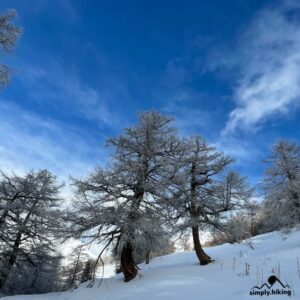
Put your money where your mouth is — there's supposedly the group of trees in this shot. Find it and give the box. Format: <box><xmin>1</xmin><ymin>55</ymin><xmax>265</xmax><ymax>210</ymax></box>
<box><xmin>208</xmin><ymin>139</ymin><xmax>300</xmax><ymax>246</ymax></box>
<box><xmin>0</xmin><ymin>111</ymin><xmax>252</xmax><ymax>291</ymax></box>
<box><xmin>69</xmin><ymin>112</ymin><xmax>252</xmax><ymax>282</ymax></box>
<box><xmin>0</xmin><ymin>170</ymin><xmax>103</xmax><ymax>296</ymax></box>
<box><xmin>60</xmin><ymin>247</ymin><xmax>99</xmax><ymax>290</ymax></box>
<box><xmin>1</xmin><ymin>114</ymin><xmax>300</xmax><ymax>295</ymax></box>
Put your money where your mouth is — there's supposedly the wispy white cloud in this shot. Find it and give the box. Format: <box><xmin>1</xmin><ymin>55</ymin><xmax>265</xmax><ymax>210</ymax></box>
<box><xmin>20</xmin><ymin>62</ymin><xmax>124</xmax><ymax>129</ymax></box>
<box><xmin>219</xmin><ymin>1</ymin><xmax>300</xmax><ymax>134</ymax></box>
<box><xmin>0</xmin><ymin>101</ymin><xmax>107</xmax><ymax>181</ymax></box>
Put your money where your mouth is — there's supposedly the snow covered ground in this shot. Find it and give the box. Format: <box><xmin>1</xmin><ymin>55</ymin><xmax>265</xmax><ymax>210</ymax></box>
<box><xmin>3</xmin><ymin>230</ymin><xmax>300</xmax><ymax>300</ymax></box>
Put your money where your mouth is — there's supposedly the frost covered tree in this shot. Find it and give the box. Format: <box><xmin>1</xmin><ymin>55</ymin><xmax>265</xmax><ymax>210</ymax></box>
<box><xmin>70</xmin><ymin>111</ymin><xmax>179</xmax><ymax>282</ymax></box>
<box><xmin>168</xmin><ymin>137</ymin><xmax>252</xmax><ymax>265</ymax></box>
<box><xmin>0</xmin><ymin>9</ymin><xmax>21</xmax><ymax>87</ymax></box>
<box><xmin>263</xmin><ymin>139</ymin><xmax>300</xmax><ymax>229</ymax></box>
<box><xmin>0</xmin><ymin>170</ymin><xmax>64</xmax><ymax>291</ymax></box>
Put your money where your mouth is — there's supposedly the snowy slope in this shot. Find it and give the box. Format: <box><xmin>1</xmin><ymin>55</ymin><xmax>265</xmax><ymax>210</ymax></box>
<box><xmin>3</xmin><ymin>230</ymin><xmax>300</xmax><ymax>300</ymax></box>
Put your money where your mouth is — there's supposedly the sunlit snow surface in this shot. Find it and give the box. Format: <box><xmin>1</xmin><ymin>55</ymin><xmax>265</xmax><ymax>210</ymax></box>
<box><xmin>3</xmin><ymin>230</ymin><xmax>300</xmax><ymax>300</ymax></box>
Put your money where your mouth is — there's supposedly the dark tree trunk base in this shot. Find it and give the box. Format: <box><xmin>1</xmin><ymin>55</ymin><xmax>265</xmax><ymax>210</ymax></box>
<box><xmin>192</xmin><ymin>226</ymin><xmax>213</xmax><ymax>266</ymax></box>
<box><xmin>199</xmin><ymin>252</ymin><xmax>213</xmax><ymax>265</ymax></box>
<box><xmin>121</xmin><ymin>242</ymin><xmax>138</xmax><ymax>282</ymax></box>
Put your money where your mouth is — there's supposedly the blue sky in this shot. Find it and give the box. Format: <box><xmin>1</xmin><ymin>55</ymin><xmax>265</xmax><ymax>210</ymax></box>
<box><xmin>1</xmin><ymin>0</ymin><xmax>300</xmax><ymax>190</ymax></box>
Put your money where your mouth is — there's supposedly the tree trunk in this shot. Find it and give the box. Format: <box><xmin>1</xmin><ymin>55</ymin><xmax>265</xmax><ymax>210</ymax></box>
<box><xmin>145</xmin><ymin>250</ymin><xmax>150</xmax><ymax>264</ymax></box>
<box><xmin>121</xmin><ymin>242</ymin><xmax>137</xmax><ymax>282</ymax></box>
<box><xmin>192</xmin><ymin>226</ymin><xmax>212</xmax><ymax>265</ymax></box>
<box><xmin>189</xmin><ymin>163</ymin><xmax>213</xmax><ymax>266</ymax></box>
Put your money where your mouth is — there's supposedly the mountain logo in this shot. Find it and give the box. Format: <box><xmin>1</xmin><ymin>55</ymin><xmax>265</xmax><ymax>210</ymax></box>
<box><xmin>249</xmin><ymin>275</ymin><xmax>292</xmax><ymax>297</ymax></box>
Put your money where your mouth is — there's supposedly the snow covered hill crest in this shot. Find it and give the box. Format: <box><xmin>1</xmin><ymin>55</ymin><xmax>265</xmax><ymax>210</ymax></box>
<box><xmin>3</xmin><ymin>230</ymin><xmax>300</xmax><ymax>300</ymax></box>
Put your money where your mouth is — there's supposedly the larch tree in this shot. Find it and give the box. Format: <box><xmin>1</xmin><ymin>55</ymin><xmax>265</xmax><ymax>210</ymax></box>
<box><xmin>70</xmin><ymin>111</ymin><xmax>180</xmax><ymax>282</ymax></box>
<box><xmin>0</xmin><ymin>170</ymin><xmax>64</xmax><ymax>292</ymax></box>
<box><xmin>168</xmin><ymin>136</ymin><xmax>252</xmax><ymax>265</ymax></box>
<box><xmin>263</xmin><ymin>139</ymin><xmax>300</xmax><ymax>229</ymax></box>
